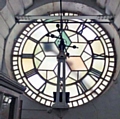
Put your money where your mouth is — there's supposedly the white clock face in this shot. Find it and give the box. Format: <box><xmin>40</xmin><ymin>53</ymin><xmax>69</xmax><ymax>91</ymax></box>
<box><xmin>12</xmin><ymin>13</ymin><xmax>116</xmax><ymax>107</ymax></box>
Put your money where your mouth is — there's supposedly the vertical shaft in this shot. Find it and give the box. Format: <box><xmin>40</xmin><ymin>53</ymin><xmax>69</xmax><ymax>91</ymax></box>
<box><xmin>56</xmin><ymin>53</ymin><xmax>66</xmax><ymax>103</ymax></box>
<box><xmin>60</xmin><ymin>0</ymin><xmax>63</xmax><ymax>33</ymax></box>
<box><xmin>52</xmin><ymin>0</ymin><xmax>69</xmax><ymax>109</ymax></box>
<box><xmin>62</xmin><ymin>59</ymin><xmax>66</xmax><ymax>102</ymax></box>
<box><xmin>56</xmin><ymin>61</ymin><xmax>61</xmax><ymax>103</ymax></box>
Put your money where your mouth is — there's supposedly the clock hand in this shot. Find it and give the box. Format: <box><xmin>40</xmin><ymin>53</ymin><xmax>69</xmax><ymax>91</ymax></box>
<box><xmin>46</xmin><ymin>33</ymin><xmax>78</xmax><ymax>49</ymax></box>
<box><xmin>66</xmin><ymin>45</ymin><xmax>78</xmax><ymax>49</ymax></box>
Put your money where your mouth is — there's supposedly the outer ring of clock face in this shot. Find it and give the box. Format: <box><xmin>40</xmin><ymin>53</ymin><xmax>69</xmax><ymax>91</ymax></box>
<box><xmin>12</xmin><ymin>14</ymin><xmax>116</xmax><ymax>107</ymax></box>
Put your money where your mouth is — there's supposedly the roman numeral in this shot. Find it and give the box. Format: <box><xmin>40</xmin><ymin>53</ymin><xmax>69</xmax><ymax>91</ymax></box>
<box><xmin>23</xmin><ymin>34</ymin><xmax>38</xmax><ymax>43</ymax></box>
<box><xmin>28</xmin><ymin>36</ymin><xmax>39</xmax><ymax>43</ymax></box>
<box><xmin>77</xmin><ymin>20</ymin><xmax>87</xmax><ymax>34</ymax></box>
<box><xmin>93</xmin><ymin>53</ymin><xmax>105</xmax><ymax>60</ymax></box>
<box><xmin>93</xmin><ymin>53</ymin><xmax>114</xmax><ymax>59</ymax></box>
<box><xmin>22</xmin><ymin>54</ymin><xmax>33</xmax><ymax>58</ymax></box>
<box><xmin>25</xmin><ymin>69</ymin><xmax>36</xmax><ymax>78</ymax></box>
<box><xmin>76</xmin><ymin>81</ymin><xmax>88</xmax><ymax>94</ymax></box>
<box><xmin>89</xmin><ymin>68</ymin><xmax>101</xmax><ymax>79</ymax></box>
<box><xmin>39</xmin><ymin>82</ymin><xmax>47</xmax><ymax>93</ymax></box>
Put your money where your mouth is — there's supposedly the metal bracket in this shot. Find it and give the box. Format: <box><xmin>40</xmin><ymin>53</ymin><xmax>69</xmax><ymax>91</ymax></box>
<box><xmin>15</xmin><ymin>15</ymin><xmax>114</xmax><ymax>23</ymax></box>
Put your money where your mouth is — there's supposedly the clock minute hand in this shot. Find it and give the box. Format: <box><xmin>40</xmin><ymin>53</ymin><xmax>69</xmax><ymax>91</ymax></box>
<box><xmin>46</xmin><ymin>34</ymin><xmax>78</xmax><ymax>50</ymax></box>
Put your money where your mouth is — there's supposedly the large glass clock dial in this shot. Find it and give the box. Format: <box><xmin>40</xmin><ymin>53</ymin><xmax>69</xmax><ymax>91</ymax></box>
<box><xmin>12</xmin><ymin>13</ymin><xmax>116</xmax><ymax>107</ymax></box>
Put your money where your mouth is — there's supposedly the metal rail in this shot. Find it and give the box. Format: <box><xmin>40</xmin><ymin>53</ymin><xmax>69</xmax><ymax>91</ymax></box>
<box><xmin>15</xmin><ymin>15</ymin><xmax>114</xmax><ymax>23</ymax></box>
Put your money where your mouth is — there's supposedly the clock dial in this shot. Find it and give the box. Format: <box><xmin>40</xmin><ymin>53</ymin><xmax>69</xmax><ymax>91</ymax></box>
<box><xmin>12</xmin><ymin>13</ymin><xmax>116</xmax><ymax>107</ymax></box>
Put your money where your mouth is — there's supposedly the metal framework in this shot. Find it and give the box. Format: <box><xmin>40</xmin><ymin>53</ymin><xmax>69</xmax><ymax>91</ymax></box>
<box><xmin>15</xmin><ymin>15</ymin><xmax>114</xmax><ymax>23</ymax></box>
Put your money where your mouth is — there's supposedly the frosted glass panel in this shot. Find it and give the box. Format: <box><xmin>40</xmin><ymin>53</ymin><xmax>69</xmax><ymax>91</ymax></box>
<box><xmin>28</xmin><ymin>74</ymin><xmax>45</xmax><ymax>89</ymax></box>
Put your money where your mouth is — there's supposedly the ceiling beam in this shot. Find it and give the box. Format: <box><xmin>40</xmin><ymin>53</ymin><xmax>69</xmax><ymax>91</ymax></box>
<box><xmin>15</xmin><ymin>15</ymin><xmax>114</xmax><ymax>23</ymax></box>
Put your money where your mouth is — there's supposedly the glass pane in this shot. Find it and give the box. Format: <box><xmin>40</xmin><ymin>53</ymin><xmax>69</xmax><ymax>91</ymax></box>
<box><xmin>35</xmin><ymin>44</ymin><xmax>42</xmax><ymax>55</ymax></box>
<box><xmin>54</xmin><ymin>63</ymin><xmax>70</xmax><ymax>78</ymax></box>
<box><xmin>40</xmin><ymin>36</ymin><xmax>48</xmax><ymax>42</ymax></box>
<box><xmin>66</xmin><ymin>77</ymin><xmax>76</xmax><ymax>84</ymax></box>
<box><xmin>66</xmin><ymin>57</ymin><xmax>87</xmax><ymax>70</ymax></box>
<box><xmin>85</xmin><ymin>45</ymin><xmax>92</xmax><ymax>55</ymax></box>
<box><xmin>45</xmin><ymin>23</ymin><xmax>57</xmax><ymax>32</ymax></box>
<box><xmin>48</xmin><ymin>77</ymin><xmax>57</xmax><ymax>84</ymax></box>
<box><xmin>82</xmin><ymin>75</ymin><xmax>96</xmax><ymax>89</ymax></box>
<box><xmin>78</xmin><ymin>71</ymin><xmax>88</xmax><ymax>80</ymax></box>
<box><xmin>93</xmin><ymin>59</ymin><xmax>104</xmax><ymax>72</ymax></box>
<box><xmin>35</xmin><ymin>52</ymin><xmax>45</xmax><ymax>61</ymax></box>
<box><xmin>81</xmin><ymin>52</ymin><xmax>91</xmax><ymax>61</ymax></box>
<box><xmin>44</xmin><ymin>84</ymin><xmax>56</xmax><ymax>96</ymax></box>
<box><xmin>31</xmin><ymin>26</ymin><xmax>47</xmax><ymax>40</ymax></box>
<box><xmin>34</xmin><ymin>57</ymin><xmax>41</xmax><ymax>68</ymax></box>
<box><xmin>81</xmin><ymin>27</ymin><xmax>96</xmax><ymax>40</ymax></box>
<box><xmin>66</xmin><ymin>84</ymin><xmax>78</xmax><ymax>97</ymax></box>
<box><xmin>70</xmin><ymin>34</ymin><xmax>78</xmax><ymax>42</ymax></box>
<box><xmin>23</xmin><ymin>77</ymin><xmax>39</xmax><ymax>94</ymax></box>
<box><xmin>23</xmin><ymin>40</ymin><xmax>36</xmax><ymax>54</ymax></box>
<box><xmin>78</xmin><ymin>35</ymin><xmax>86</xmax><ymax>43</ymax></box>
<box><xmin>22</xmin><ymin>59</ymin><xmax>34</xmax><ymax>72</ymax></box>
<box><xmin>65</xmin><ymin>30</ymin><xmax>76</xmax><ymax>37</ymax></box>
<box><xmin>69</xmin><ymin>71</ymin><xmax>78</xmax><ymax>80</ymax></box>
<box><xmin>67</xmin><ymin>23</ymin><xmax>80</xmax><ymax>31</ymax></box>
<box><xmin>47</xmin><ymin>71</ymin><xmax>56</xmax><ymax>79</ymax></box>
<box><xmin>39</xmin><ymin>57</ymin><xmax>57</xmax><ymax>70</ymax></box>
<box><xmin>28</xmin><ymin>74</ymin><xmax>45</xmax><ymax>89</ymax></box>
<box><xmin>38</xmin><ymin>70</ymin><xmax>47</xmax><ymax>79</ymax></box>
<box><xmin>91</xmin><ymin>41</ymin><xmax>104</xmax><ymax>54</ymax></box>
<box><xmin>40</xmin><ymin>43</ymin><xmax>59</xmax><ymax>56</ymax></box>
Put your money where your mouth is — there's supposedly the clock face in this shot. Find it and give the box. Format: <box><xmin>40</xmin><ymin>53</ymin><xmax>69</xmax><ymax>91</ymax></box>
<box><xmin>12</xmin><ymin>13</ymin><xmax>116</xmax><ymax>107</ymax></box>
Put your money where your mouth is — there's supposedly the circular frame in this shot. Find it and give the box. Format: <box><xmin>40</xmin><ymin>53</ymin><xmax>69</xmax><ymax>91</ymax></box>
<box><xmin>12</xmin><ymin>13</ymin><xmax>116</xmax><ymax>107</ymax></box>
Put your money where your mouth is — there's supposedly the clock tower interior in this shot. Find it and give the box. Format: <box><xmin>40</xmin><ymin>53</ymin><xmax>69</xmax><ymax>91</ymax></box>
<box><xmin>0</xmin><ymin>0</ymin><xmax>120</xmax><ymax>119</ymax></box>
